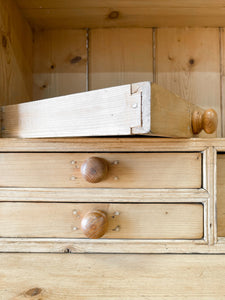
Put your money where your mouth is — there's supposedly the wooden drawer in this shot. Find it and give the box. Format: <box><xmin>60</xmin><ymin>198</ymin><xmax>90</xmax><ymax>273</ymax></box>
<box><xmin>0</xmin><ymin>202</ymin><xmax>203</xmax><ymax>239</ymax></box>
<box><xmin>0</xmin><ymin>152</ymin><xmax>201</xmax><ymax>188</ymax></box>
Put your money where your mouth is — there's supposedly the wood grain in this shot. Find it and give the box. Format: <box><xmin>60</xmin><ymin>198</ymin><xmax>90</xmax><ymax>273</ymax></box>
<box><xmin>0</xmin><ymin>152</ymin><xmax>201</xmax><ymax>188</ymax></box>
<box><xmin>156</xmin><ymin>28</ymin><xmax>221</xmax><ymax>137</ymax></box>
<box><xmin>216</xmin><ymin>154</ymin><xmax>225</xmax><ymax>236</ymax></box>
<box><xmin>220</xmin><ymin>28</ymin><xmax>225</xmax><ymax>137</ymax></box>
<box><xmin>0</xmin><ymin>0</ymin><xmax>33</xmax><ymax>105</ymax></box>
<box><xmin>0</xmin><ymin>202</ymin><xmax>203</xmax><ymax>239</ymax></box>
<box><xmin>33</xmin><ymin>29</ymin><xmax>87</xmax><ymax>100</ymax></box>
<box><xmin>1</xmin><ymin>254</ymin><xmax>225</xmax><ymax>299</ymax></box>
<box><xmin>14</xmin><ymin>1</ymin><xmax>225</xmax><ymax>28</ymax></box>
<box><xmin>2</xmin><ymin>82</ymin><xmax>145</xmax><ymax>138</ymax></box>
<box><xmin>0</xmin><ymin>137</ymin><xmax>221</xmax><ymax>152</ymax></box>
<box><xmin>89</xmin><ymin>28</ymin><xmax>153</xmax><ymax>90</ymax></box>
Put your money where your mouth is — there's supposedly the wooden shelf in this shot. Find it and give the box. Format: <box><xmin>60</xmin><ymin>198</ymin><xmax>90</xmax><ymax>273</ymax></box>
<box><xmin>15</xmin><ymin>0</ymin><xmax>225</xmax><ymax>29</ymax></box>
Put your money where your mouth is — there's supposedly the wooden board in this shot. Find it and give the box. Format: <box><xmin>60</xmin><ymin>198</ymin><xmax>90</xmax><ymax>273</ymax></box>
<box><xmin>2</xmin><ymin>81</ymin><xmax>218</xmax><ymax>138</ymax></box>
<box><xmin>14</xmin><ymin>0</ymin><xmax>225</xmax><ymax>28</ymax></box>
<box><xmin>0</xmin><ymin>152</ymin><xmax>202</xmax><ymax>188</ymax></box>
<box><xmin>33</xmin><ymin>29</ymin><xmax>87</xmax><ymax>100</ymax></box>
<box><xmin>1</xmin><ymin>82</ymin><xmax>148</xmax><ymax>138</ymax></box>
<box><xmin>0</xmin><ymin>203</ymin><xmax>203</xmax><ymax>239</ymax></box>
<box><xmin>89</xmin><ymin>28</ymin><xmax>153</xmax><ymax>90</ymax></box>
<box><xmin>156</xmin><ymin>28</ymin><xmax>221</xmax><ymax>137</ymax></box>
<box><xmin>221</xmin><ymin>28</ymin><xmax>225</xmax><ymax>137</ymax></box>
<box><xmin>1</xmin><ymin>254</ymin><xmax>225</xmax><ymax>298</ymax></box>
<box><xmin>216</xmin><ymin>154</ymin><xmax>225</xmax><ymax>236</ymax></box>
<box><xmin>0</xmin><ymin>0</ymin><xmax>33</xmax><ymax>105</ymax></box>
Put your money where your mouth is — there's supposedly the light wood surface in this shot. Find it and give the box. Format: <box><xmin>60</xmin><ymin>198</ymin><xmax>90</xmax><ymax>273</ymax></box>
<box><xmin>156</xmin><ymin>28</ymin><xmax>221</xmax><ymax>137</ymax></box>
<box><xmin>2</xmin><ymin>82</ymin><xmax>147</xmax><ymax>138</ymax></box>
<box><xmin>0</xmin><ymin>152</ymin><xmax>201</xmax><ymax>188</ymax></box>
<box><xmin>14</xmin><ymin>0</ymin><xmax>225</xmax><ymax>28</ymax></box>
<box><xmin>0</xmin><ymin>188</ymin><xmax>208</xmax><ymax>203</ymax></box>
<box><xmin>221</xmin><ymin>28</ymin><xmax>225</xmax><ymax>137</ymax></box>
<box><xmin>0</xmin><ymin>137</ymin><xmax>221</xmax><ymax>152</ymax></box>
<box><xmin>0</xmin><ymin>0</ymin><xmax>33</xmax><ymax>106</ymax></box>
<box><xmin>2</xmin><ymin>253</ymin><xmax>225</xmax><ymax>299</ymax></box>
<box><xmin>0</xmin><ymin>202</ymin><xmax>203</xmax><ymax>239</ymax></box>
<box><xmin>2</xmin><ymin>81</ymin><xmax>218</xmax><ymax>138</ymax></box>
<box><xmin>216</xmin><ymin>154</ymin><xmax>225</xmax><ymax>236</ymax></box>
<box><xmin>33</xmin><ymin>29</ymin><xmax>87</xmax><ymax>100</ymax></box>
<box><xmin>89</xmin><ymin>28</ymin><xmax>153</xmax><ymax>90</ymax></box>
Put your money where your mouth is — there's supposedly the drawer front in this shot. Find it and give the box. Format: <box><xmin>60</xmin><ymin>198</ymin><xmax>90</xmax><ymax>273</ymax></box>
<box><xmin>0</xmin><ymin>203</ymin><xmax>203</xmax><ymax>239</ymax></box>
<box><xmin>0</xmin><ymin>152</ymin><xmax>201</xmax><ymax>188</ymax></box>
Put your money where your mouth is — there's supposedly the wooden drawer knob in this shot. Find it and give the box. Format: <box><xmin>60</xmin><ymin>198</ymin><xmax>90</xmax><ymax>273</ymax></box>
<box><xmin>81</xmin><ymin>210</ymin><xmax>108</xmax><ymax>239</ymax></box>
<box><xmin>81</xmin><ymin>157</ymin><xmax>108</xmax><ymax>183</ymax></box>
<box><xmin>192</xmin><ymin>109</ymin><xmax>218</xmax><ymax>134</ymax></box>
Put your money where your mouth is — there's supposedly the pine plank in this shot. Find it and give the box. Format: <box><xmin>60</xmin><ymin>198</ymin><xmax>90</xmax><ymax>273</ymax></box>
<box><xmin>1</xmin><ymin>254</ymin><xmax>225</xmax><ymax>299</ymax></box>
<box><xmin>2</xmin><ymin>82</ymin><xmax>147</xmax><ymax>138</ymax></box>
<box><xmin>0</xmin><ymin>137</ymin><xmax>220</xmax><ymax>152</ymax></box>
<box><xmin>13</xmin><ymin>1</ymin><xmax>225</xmax><ymax>28</ymax></box>
<box><xmin>0</xmin><ymin>0</ymin><xmax>33</xmax><ymax>105</ymax></box>
<box><xmin>0</xmin><ymin>152</ymin><xmax>201</xmax><ymax>188</ymax></box>
<box><xmin>221</xmin><ymin>28</ymin><xmax>225</xmax><ymax>137</ymax></box>
<box><xmin>89</xmin><ymin>28</ymin><xmax>153</xmax><ymax>90</ymax></box>
<box><xmin>156</xmin><ymin>28</ymin><xmax>221</xmax><ymax>137</ymax></box>
<box><xmin>16</xmin><ymin>1</ymin><xmax>225</xmax><ymax>9</ymax></box>
<box><xmin>33</xmin><ymin>29</ymin><xmax>87</xmax><ymax>100</ymax></box>
<box><xmin>0</xmin><ymin>203</ymin><xmax>203</xmax><ymax>239</ymax></box>
<box><xmin>2</xmin><ymin>81</ymin><xmax>218</xmax><ymax>138</ymax></box>
<box><xmin>216</xmin><ymin>154</ymin><xmax>225</xmax><ymax>236</ymax></box>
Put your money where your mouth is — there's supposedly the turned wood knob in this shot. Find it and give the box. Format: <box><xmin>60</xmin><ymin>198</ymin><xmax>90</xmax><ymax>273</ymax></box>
<box><xmin>192</xmin><ymin>109</ymin><xmax>218</xmax><ymax>134</ymax></box>
<box><xmin>81</xmin><ymin>157</ymin><xmax>108</xmax><ymax>183</ymax></box>
<box><xmin>81</xmin><ymin>210</ymin><xmax>108</xmax><ymax>239</ymax></box>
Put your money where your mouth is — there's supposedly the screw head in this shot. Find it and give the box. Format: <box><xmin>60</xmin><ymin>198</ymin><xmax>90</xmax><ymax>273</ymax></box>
<box><xmin>73</xmin><ymin>210</ymin><xmax>78</xmax><ymax>215</ymax></box>
<box><xmin>73</xmin><ymin>227</ymin><xmax>78</xmax><ymax>231</ymax></box>
<box><xmin>114</xmin><ymin>211</ymin><xmax>120</xmax><ymax>216</ymax></box>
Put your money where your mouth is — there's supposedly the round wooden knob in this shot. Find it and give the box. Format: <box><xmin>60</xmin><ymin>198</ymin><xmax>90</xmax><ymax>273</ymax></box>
<box><xmin>81</xmin><ymin>157</ymin><xmax>108</xmax><ymax>183</ymax></box>
<box><xmin>192</xmin><ymin>109</ymin><xmax>218</xmax><ymax>134</ymax></box>
<box><xmin>81</xmin><ymin>210</ymin><xmax>108</xmax><ymax>239</ymax></box>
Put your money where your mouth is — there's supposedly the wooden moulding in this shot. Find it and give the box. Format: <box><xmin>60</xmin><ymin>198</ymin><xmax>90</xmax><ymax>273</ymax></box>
<box><xmin>0</xmin><ymin>82</ymin><xmax>218</xmax><ymax>138</ymax></box>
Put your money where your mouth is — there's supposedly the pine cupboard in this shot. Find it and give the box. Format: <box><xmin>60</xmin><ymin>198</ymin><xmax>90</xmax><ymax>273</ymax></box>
<box><xmin>1</xmin><ymin>1</ymin><xmax>225</xmax><ymax>299</ymax></box>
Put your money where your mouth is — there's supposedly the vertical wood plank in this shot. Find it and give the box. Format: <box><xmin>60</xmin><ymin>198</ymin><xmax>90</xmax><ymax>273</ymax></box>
<box><xmin>156</xmin><ymin>28</ymin><xmax>221</xmax><ymax>137</ymax></box>
<box><xmin>89</xmin><ymin>28</ymin><xmax>153</xmax><ymax>90</ymax></box>
<box><xmin>221</xmin><ymin>28</ymin><xmax>225</xmax><ymax>137</ymax></box>
<box><xmin>0</xmin><ymin>0</ymin><xmax>33</xmax><ymax>105</ymax></box>
<box><xmin>33</xmin><ymin>30</ymin><xmax>87</xmax><ymax>100</ymax></box>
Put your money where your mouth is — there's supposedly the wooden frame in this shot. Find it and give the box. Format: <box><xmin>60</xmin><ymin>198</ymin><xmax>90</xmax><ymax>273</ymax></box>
<box><xmin>0</xmin><ymin>137</ymin><xmax>224</xmax><ymax>253</ymax></box>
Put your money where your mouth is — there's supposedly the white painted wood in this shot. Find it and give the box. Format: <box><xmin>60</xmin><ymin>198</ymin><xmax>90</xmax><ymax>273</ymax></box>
<box><xmin>2</xmin><ymin>82</ymin><xmax>147</xmax><ymax>138</ymax></box>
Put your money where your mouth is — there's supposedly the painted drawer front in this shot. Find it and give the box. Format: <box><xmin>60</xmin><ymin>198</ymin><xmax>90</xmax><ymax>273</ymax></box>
<box><xmin>0</xmin><ymin>152</ymin><xmax>201</xmax><ymax>188</ymax></box>
<box><xmin>0</xmin><ymin>202</ymin><xmax>203</xmax><ymax>239</ymax></box>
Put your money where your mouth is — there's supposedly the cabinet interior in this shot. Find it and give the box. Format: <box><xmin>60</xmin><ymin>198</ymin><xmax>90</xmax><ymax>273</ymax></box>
<box><xmin>0</xmin><ymin>0</ymin><xmax>224</xmax><ymax>138</ymax></box>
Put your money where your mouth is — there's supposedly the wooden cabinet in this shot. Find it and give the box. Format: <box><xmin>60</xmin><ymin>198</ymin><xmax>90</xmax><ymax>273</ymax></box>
<box><xmin>2</xmin><ymin>0</ymin><xmax>225</xmax><ymax>299</ymax></box>
<box><xmin>0</xmin><ymin>137</ymin><xmax>220</xmax><ymax>254</ymax></box>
